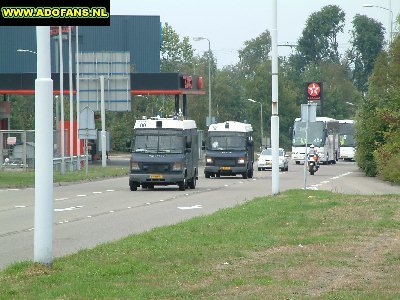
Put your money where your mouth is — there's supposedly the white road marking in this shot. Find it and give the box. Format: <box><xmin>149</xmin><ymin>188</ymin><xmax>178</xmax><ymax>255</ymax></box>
<box><xmin>55</xmin><ymin>197</ymin><xmax>69</xmax><ymax>201</ymax></box>
<box><xmin>331</xmin><ymin>176</ymin><xmax>340</xmax><ymax>179</ymax></box>
<box><xmin>106</xmin><ymin>189</ymin><xmax>115</xmax><ymax>192</ymax></box>
<box><xmin>93</xmin><ymin>191</ymin><xmax>102</xmax><ymax>194</ymax></box>
<box><xmin>178</xmin><ymin>204</ymin><xmax>203</xmax><ymax>210</ymax></box>
<box><xmin>77</xmin><ymin>194</ymin><xmax>87</xmax><ymax>197</ymax></box>
<box><xmin>14</xmin><ymin>205</ymin><xmax>26</xmax><ymax>208</ymax></box>
<box><xmin>54</xmin><ymin>206</ymin><xmax>83</xmax><ymax>212</ymax></box>
<box><xmin>320</xmin><ymin>181</ymin><xmax>330</xmax><ymax>184</ymax></box>
<box><xmin>7</xmin><ymin>189</ymin><xmax>20</xmax><ymax>191</ymax></box>
<box><xmin>306</xmin><ymin>186</ymin><xmax>319</xmax><ymax>190</ymax></box>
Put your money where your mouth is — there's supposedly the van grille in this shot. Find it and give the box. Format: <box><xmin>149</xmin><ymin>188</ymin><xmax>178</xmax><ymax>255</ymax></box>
<box><xmin>141</xmin><ymin>163</ymin><xmax>170</xmax><ymax>172</ymax></box>
<box><xmin>214</xmin><ymin>158</ymin><xmax>236</xmax><ymax>166</ymax></box>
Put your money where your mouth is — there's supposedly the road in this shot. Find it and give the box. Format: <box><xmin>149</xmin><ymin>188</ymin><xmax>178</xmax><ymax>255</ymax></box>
<box><xmin>1</xmin><ymin>159</ymin><xmax>399</xmax><ymax>269</ymax></box>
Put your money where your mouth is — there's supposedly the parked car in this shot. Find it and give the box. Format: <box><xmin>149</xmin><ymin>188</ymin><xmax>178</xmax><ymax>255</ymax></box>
<box><xmin>257</xmin><ymin>147</ymin><xmax>289</xmax><ymax>171</ymax></box>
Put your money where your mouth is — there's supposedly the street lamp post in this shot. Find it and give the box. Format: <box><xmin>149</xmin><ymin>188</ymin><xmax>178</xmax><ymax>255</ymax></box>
<box><xmin>363</xmin><ymin>1</ymin><xmax>393</xmax><ymax>45</ymax></box>
<box><xmin>246</xmin><ymin>98</ymin><xmax>263</xmax><ymax>147</ymax></box>
<box><xmin>193</xmin><ymin>36</ymin><xmax>212</xmax><ymax>125</ymax></box>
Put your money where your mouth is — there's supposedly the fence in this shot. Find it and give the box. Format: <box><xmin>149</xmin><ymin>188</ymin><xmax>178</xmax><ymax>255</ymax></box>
<box><xmin>0</xmin><ymin>130</ymin><xmax>70</xmax><ymax>171</ymax></box>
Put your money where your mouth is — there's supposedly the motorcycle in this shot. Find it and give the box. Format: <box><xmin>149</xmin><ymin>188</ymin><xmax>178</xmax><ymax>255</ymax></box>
<box><xmin>307</xmin><ymin>153</ymin><xmax>319</xmax><ymax>175</ymax></box>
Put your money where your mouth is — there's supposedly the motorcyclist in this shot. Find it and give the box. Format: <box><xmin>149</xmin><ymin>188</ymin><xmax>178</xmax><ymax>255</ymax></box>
<box><xmin>308</xmin><ymin>144</ymin><xmax>320</xmax><ymax>169</ymax></box>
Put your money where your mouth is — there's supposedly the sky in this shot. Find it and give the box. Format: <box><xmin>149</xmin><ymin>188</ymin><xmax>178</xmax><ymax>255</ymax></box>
<box><xmin>110</xmin><ymin>0</ymin><xmax>399</xmax><ymax>68</ymax></box>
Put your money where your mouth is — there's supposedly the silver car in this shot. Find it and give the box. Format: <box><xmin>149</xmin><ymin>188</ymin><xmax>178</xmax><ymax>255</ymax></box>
<box><xmin>257</xmin><ymin>147</ymin><xmax>289</xmax><ymax>171</ymax></box>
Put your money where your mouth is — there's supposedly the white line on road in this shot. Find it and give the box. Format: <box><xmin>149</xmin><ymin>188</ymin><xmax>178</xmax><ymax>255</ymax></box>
<box><xmin>178</xmin><ymin>204</ymin><xmax>203</xmax><ymax>210</ymax></box>
<box><xmin>55</xmin><ymin>197</ymin><xmax>69</xmax><ymax>201</ymax></box>
<box><xmin>54</xmin><ymin>206</ymin><xmax>83</xmax><ymax>212</ymax></box>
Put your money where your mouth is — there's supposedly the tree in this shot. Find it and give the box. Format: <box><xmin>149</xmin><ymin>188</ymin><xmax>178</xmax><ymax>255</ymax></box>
<box><xmin>295</xmin><ymin>5</ymin><xmax>345</xmax><ymax>69</ymax></box>
<box><xmin>9</xmin><ymin>95</ymin><xmax>35</xmax><ymax>130</ymax></box>
<box><xmin>347</xmin><ymin>14</ymin><xmax>384</xmax><ymax>93</ymax></box>
<box><xmin>238</xmin><ymin>30</ymin><xmax>271</xmax><ymax>79</ymax></box>
<box><xmin>356</xmin><ymin>31</ymin><xmax>400</xmax><ymax>181</ymax></box>
<box><xmin>160</xmin><ymin>22</ymin><xmax>194</xmax><ymax>73</ymax></box>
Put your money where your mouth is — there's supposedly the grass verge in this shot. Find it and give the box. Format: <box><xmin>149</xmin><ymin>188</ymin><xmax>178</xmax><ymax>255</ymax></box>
<box><xmin>0</xmin><ymin>165</ymin><xmax>129</xmax><ymax>189</ymax></box>
<box><xmin>1</xmin><ymin>190</ymin><xmax>400</xmax><ymax>299</ymax></box>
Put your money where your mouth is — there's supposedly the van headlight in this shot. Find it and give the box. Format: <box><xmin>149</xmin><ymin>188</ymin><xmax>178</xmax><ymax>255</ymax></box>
<box><xmin>130</xmin><ymin>161</ymin><xmax>140</xmax><ymax>171</ymax></box>
<box><xmin>206</xmin><ymin>156</ymin><xmax>213</xmax><ymax>164</ymax></box>
<box><xmin>237</xmin><ymin>157</ymin><xmax>246</xmax><ymax>164</ymax></box>
<box><xmin>172</xmin><ymin>162</ymin><xmax>183</xmax><ymax>171</ymax></box>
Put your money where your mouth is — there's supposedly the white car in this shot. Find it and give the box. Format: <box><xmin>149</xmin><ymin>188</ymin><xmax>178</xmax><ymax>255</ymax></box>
<box><xmin>257</xmin><ymin>147</ymin><xmax>289</xmax><ymax>171</ymax></box>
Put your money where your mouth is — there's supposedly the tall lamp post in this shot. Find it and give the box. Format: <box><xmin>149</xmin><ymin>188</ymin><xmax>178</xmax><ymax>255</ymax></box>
<box><xmin>193</xmin><ymin>36</ymin><xmax>212</xmax><ymax>125</ymax></box>
<box><xmin>363</xmin><ymin>1</ymin><xmax>393</xmax><ymax>45</ymax></box>
<box><xmin>246</xmin><ymin>98</ymin><xmax>263</xmax><ymax>147</ymax></box>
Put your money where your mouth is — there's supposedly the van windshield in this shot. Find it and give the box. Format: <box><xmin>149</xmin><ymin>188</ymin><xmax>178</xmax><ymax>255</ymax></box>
<box><xmin>134</xmin><ymin>129</ymin><xmax>184</xmax><ymax>153</ymax></box>
<box><xmin>208</xmin><ymin>132</ymin><xmax>246</xmax><ymax>150</ymax></box>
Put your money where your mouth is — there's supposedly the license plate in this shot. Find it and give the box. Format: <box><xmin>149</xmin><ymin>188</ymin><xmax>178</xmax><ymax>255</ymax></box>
<box><xmin>150</xmin><ymin>174</ymin><xmax>163</xmax><ymax>179</ymax></box>
<box><xmin>220</xmin><ymin>166</ymin><xmax>231</xmax><ymax>170</ymax></box>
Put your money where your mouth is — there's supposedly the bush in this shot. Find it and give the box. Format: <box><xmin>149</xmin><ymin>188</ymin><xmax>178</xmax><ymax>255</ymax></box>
<box><xmin>374</xmin><ymin>122</ymin><xmax>400</xmax><ymax>183</ymax></box>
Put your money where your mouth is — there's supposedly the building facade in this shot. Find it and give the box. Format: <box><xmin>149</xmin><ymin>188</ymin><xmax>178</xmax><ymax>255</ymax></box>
<box><xmin>0</xmin><ymin>15</ymin><xmax>161</xmax><ymax>74</ymax></box>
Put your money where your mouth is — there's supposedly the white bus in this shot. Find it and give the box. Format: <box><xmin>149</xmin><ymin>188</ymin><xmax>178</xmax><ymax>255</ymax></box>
<box><xmin>338</xmin><ymin>119</ymin><xmax>356</xmax><ymax>161</ymax></box>
<box><xmin>291</xmin><ymin>117</ymin><xmax>340</xmax><ymax>165</ymax></box>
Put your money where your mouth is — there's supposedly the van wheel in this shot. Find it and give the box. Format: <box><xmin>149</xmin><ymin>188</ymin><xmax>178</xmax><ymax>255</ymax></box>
<box><xmin>242</xmin><ymin>172</ymin><xmax>248</xmax><ymax>179</ymax></box>
<box><xmin>188</xmin><ymin>176</ymin><xmax>196</xmax><ymax>189</ymax></box>
<box><xmin>129</xmin><ymin>182</ymin><xmax>137</xmax><ymax>191</ymax></box>
<box><xmin>178</xmin><ymin>180</ymin><xmax>186</xmax><ymax>191</ymax></box>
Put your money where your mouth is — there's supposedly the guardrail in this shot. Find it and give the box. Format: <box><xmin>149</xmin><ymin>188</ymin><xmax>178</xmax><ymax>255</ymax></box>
<box><xmin>1</xmin><ymin>155</ymin><xmax>88</xmax><ymax>172</ymax></box>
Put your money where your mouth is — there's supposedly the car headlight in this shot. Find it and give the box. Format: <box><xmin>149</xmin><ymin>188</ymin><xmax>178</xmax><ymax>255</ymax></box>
<box><xmin>130</xmin><ymin>161</ymin><xmax>140</xmax><ymax>171</ymax></box>
<box><xmin>237</xmin><ymin>157</ymin><xmax>246</xmax><ymax>164</ymax></box>
<box><xmin>172</xmin><ymin>162</ymin><xmax>183</xmax><ymax>171</ymax></box>
<box><xmin>206</xmin><ymin>156</ymin><xmax>213</xmax><ymax>164</ymax></box>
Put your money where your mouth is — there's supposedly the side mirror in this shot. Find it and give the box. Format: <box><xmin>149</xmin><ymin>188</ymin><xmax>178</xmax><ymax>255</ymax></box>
<box><xmin>126</xmin><ymin>139</ymin><xmax>132</xmax><ymax>149</ymax></box>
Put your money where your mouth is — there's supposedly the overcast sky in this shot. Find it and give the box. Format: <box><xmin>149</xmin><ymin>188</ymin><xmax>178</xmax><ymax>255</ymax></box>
<box><xmin>110</xmin><ymin>0</ymin><xmax>399</xmax><ymax>67</ymax></box>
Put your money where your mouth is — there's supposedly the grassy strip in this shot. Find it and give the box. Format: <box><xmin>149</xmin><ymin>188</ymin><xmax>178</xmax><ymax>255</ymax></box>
<box><xmin>1</xmin><ymin>190</ymin><xmax>400</xmax><ymax>299</ymax></box>
<box><xmin>0</xmin><ymin>165</ymin><xmax>129</xmax><ymax>188</ymax></box>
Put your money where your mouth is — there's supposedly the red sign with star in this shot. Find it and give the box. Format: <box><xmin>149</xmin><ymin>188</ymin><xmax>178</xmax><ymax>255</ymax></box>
<box><xmin>305</xmin><ymin>82</ymin><xmax>323</xmax><ymax>101</ymax></box>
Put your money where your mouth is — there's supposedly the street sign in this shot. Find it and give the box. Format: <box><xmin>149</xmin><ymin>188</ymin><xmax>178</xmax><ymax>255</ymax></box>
<box><xmin>78</xmin><ymin>106</ymin><xmax>97</xmax><ymax>139</ymax></box>
<box><xmin>301</xmin><ymin>103</ymin><xmax>317</xmax><ymax>123</ymax></box>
